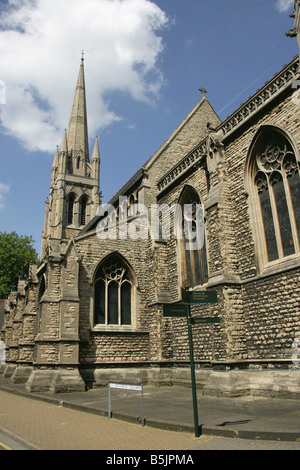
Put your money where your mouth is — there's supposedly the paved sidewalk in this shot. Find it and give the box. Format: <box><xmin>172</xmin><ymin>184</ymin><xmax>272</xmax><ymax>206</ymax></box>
<box><xmin>0</xmin><ymin>374</ymin><xmax>300</xmax><ymax>445</ymax></box>
<box><xmin>1</xmin><ymin>388</ymin><xmax>300</xmax><ymax>451</ymax></box>
<box><xmin>0</xmin><ymin>389</ymin><xmax>200</xmax><ymax>450</ymax></box>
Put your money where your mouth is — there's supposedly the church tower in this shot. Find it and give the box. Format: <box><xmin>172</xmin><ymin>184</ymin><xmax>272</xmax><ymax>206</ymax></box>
<box><xmin>41</xmin><ymin>56</ymin><xmax>101</xmax><ymax>257</ymax></box>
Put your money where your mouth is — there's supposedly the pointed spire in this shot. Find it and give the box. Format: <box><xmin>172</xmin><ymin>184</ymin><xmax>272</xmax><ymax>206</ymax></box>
<box><xmin>67</xmin><ymin>56</ymin><xmax>89</xmax><ymax>162</ymax></box>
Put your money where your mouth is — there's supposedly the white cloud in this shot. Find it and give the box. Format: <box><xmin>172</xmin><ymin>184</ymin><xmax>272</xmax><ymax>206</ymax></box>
<box><xmin>0</xmin><ymin>0</ymin><xmax>169</xmax><ymax>153</ymax></box>
<box><xmin>0</xmin><ymin>183</ymin><xmax>10</xmax><ymax>209</ymax></box>
<box><xmin>275</xmin><ymin>0</ymin><xmax>294</xmax><ymax>13</ymax></box>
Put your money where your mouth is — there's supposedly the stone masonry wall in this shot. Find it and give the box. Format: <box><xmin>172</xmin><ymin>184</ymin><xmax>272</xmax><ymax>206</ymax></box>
<box><xmin>145</xmin><ymin>98</ymin><xmax>221</xmax><ymax>207</ymax></box>
<box><xmin>75</xmin><ymin>234</ymin><xmax>154</xmax><ymax>363</ymax></box>
<box><xmin>150</xmin><ymin>90</ymin><xmax>300</xmax><ymax>363</ymax></box>
<box><xmin>223</xmin><ymin>91</ymin><xmax>300</xmax><ymax>360</ymax></box>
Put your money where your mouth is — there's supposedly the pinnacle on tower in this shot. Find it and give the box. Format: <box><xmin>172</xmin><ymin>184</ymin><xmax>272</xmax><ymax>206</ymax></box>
<box><xmin>61</xmin><ymin>129</ymin><xmax>68</xmax><ymax>153</ymax></box>
<box><xmin>92</xmin><ymin>135</ymin><xmax>100</xmax><ymax>161</ymax></box>
<box><xmin>52</xmin><ymin>145</ymin><xmax>59</xmax><ymax>169</ymax></box>
<box><xmin>50</xmin><ymin>145</ymin><xmax>59</xmax><ymax>186</ymax></box>
<box><xmin>58</xmin><ymin>129</ymin><xmax>68</xmax><ymax>174</ymax></box>
<box><xmin>91</xmin><ymin>135</ymin><xmax>100</xmax><ymax>182</ymax></box>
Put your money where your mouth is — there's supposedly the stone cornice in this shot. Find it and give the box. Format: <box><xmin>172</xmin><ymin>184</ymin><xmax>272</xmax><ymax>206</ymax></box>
<box><xmin>157</xmin><ymin>139</ymin><xmax>208</xmax><ymax>194</ymax></box>
<box><xmin>157</xmin><ymin>56</ymin><xmax>299</xmax><ymax>195</ymax></box>
<box><xmin>219</xmin><ymin>56</ymin><xmax>299</xmax><ymax>139</ymax></box>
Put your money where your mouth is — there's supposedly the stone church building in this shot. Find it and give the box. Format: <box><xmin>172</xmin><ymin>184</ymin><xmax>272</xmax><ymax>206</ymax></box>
<box><xmin>1</xmin><ymin>3</ymin><xmax>300</xmax><ymax>397</ymax></box>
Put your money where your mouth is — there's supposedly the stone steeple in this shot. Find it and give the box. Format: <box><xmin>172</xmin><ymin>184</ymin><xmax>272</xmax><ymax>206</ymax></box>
<box><xmin>41</xmin><ymin>57</ymin><xmax>101</xmax><ymax>258</ymax></box>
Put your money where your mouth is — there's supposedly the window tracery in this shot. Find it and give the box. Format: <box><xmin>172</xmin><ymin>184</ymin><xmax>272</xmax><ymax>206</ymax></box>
<box><xmin>252</xmin><ymin>130</ymin><xmax>300</xmax><ymax>264</ymax></box>
<box><xmin>94</xmin><ymin>255</ymin><xmax>132</xmax><ymax>327</ymax></box>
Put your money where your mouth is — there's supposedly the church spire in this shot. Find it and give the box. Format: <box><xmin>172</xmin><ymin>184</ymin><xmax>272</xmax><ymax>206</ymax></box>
<box><xmin>67</xmin><ymin>55</ymin><xmax>89</xmax><ymax>168</ymax></box>
<box><xmin>41</xmin><ymin>54</ymin><xmax>101</xmax><ymax>258</ymax></box>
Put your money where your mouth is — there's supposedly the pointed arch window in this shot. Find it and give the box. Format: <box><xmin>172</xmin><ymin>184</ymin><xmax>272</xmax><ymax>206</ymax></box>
<box><xmin>80</xmin><ymin>196</ymin><xmax>88</xmax><ymax>226</ymax></box>
<box><xmin>250</xmin><ymin>128</ymin><xmax>300</xmax><ymax>265</ymax></box>
<box><xmin>67</xmin><ymin>194</ymin><xmax>76</xmax><ymax>225</ymax></box>
<box><xmin>177</xmin><ymin>186</ymin><xmax>208</xmax><ymax>288</ymax></box>
<box><xmin>94</xmin><ymin>254</ymin><xmax>133</xmax><ymax>327</ymax></box>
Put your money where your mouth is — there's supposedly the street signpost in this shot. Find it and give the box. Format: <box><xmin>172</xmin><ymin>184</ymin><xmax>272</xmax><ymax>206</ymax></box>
<box><xmin>182</xmin><ymin>288</ymin><xmax>218</xmax><ymax>304</ymax></box>
<box><xmin>108</xmin><ymin>382</ymin><xmax>145</xmax><ymax>427</ymax></box>
<box><xmin>162</xmin><ymin>289</ymin><xmax>218</xmax><ymax>438</ymax></box>
<box><xmin>163</xmin><ymin>304</ymin><xmax>187</xmax><ymax>317</ymax></box>
<box><xmin>191</xmin><ymin>317</ymin><xmax>220</xmax><ymax>325</ymax></box>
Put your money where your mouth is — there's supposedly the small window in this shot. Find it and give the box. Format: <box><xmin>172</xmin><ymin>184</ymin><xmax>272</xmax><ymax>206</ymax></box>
<box><xmin>67</xmin><ymin>194</ymin><xmax>75</xmax><ymax>225</ymax></box>
<box><xmin>80</xmin><ymin>197</ymin><xmax>88</xmax><ymax>226</ymax></box>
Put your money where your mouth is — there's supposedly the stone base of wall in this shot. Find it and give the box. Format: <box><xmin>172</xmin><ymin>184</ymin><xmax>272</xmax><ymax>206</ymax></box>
<box><xmin>25</xmin><ymin>367</ymin><xmax>86</xmax><ymax>393</ymax></box>
<box><xmin>203</xmin><ymin>370</ymin><xmax>300</xmax><ymax>399</ymax></box>
<box><xmin>11</xmin><ymin>365</ymin><xmax>33</xmax><ymax>384</ymax></box>
<box><xmin>3</xmin><ymin>364</ymin><xmax>17</xmax><ymax>378</ymax></box>
<box><xmin>80</xmin><ymin>365</ymin><xmax>300</xmax><ymax>399</ymax></box>
<box><xmin>2</xmin><ymin>362</ymin><xmax>299</xmax><ymax>398</ymax></box>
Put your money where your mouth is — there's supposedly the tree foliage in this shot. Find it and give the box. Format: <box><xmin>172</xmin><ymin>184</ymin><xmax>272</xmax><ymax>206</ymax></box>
<box><xmin>0</xmin><ymin>231</ymin><xmax>39</xmax><ymax>299</ymax></box>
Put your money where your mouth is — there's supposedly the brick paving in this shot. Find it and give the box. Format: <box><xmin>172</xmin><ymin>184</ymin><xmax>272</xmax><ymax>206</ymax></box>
<box><xmin>0</xmin><ymin>390</ymin><xmax>207</xmax><ymax>450</ymax></box>
<box><xmin>193</xmin><ymin>437</ymin><xmax>300</xmax><ymax>451</ymax></box>
<box><xmin>1</xmin><ymin>389</ymin><xmax>300</xmax><ymax>451</ymax></box>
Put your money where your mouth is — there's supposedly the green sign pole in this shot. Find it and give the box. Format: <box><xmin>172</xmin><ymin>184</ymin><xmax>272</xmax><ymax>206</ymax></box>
<box><xmin>163</xmin><ymin>288</ymin><xmax>219</xmax><ymax>438</ymax></box>
<box><xmin>185</xmin><ymin>290</ymin><xmax>200</xmax><ymax>438</ymax></box>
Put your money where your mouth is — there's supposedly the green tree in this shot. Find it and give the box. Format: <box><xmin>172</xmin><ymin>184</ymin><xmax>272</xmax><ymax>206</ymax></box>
<box><xmin>0</xmin><ymin>231</ymin><xmax>39</xmax><ymax>299</ymax></box>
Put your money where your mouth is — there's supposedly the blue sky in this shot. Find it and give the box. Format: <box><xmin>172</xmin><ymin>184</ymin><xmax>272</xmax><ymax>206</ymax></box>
<box><xmin>0</xmin><ymin>0</ymin><xmax>298</xmax><ymax>255</ymax></box>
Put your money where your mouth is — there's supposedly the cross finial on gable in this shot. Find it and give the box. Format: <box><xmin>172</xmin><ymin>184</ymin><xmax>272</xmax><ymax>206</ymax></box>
<box><xmin>199</xmin><ymin>87</ymin><xmax>207</xmax><ymax>97</ymax></box>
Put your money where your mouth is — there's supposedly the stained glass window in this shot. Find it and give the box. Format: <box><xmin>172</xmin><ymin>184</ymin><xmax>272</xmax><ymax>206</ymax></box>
<box><xmin>94</xmin><ymin>255</ymin><xmax>133</xmax><ymax>326</ymax></box>
<box><xmin>178</xmin><ymin>186</ymin><xmax>208</xmax><ymax>288</ymax></box>
<box><xmin>255</xmin><ymin>172</ymin><xmax>278</xmax><ymax>262</ymax></box>
<box><xmin>284</xmin><ymin>154</ymin><xmax>300</xmax><ymax>242</ymax></box>
<box><xmin>253</xmin><ymin>129</ymin><xmax>300</xmax><ymax>263</ymax></box>
<box><xmin>94</xmin><ymin>279</ymin><xmax>105</xmax><ymax>324</ymax></box>
<box><xmin>121</xmin><ymin>282</ymin><xmax>131</xmax><ymax>325</ymax></box>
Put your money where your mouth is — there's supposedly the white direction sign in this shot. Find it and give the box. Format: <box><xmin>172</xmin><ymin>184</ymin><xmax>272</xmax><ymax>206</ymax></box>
<box><xmin>109</xmin><ymin>383</ymin><xmax>143</xmax><ymax>392</ymax></box>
